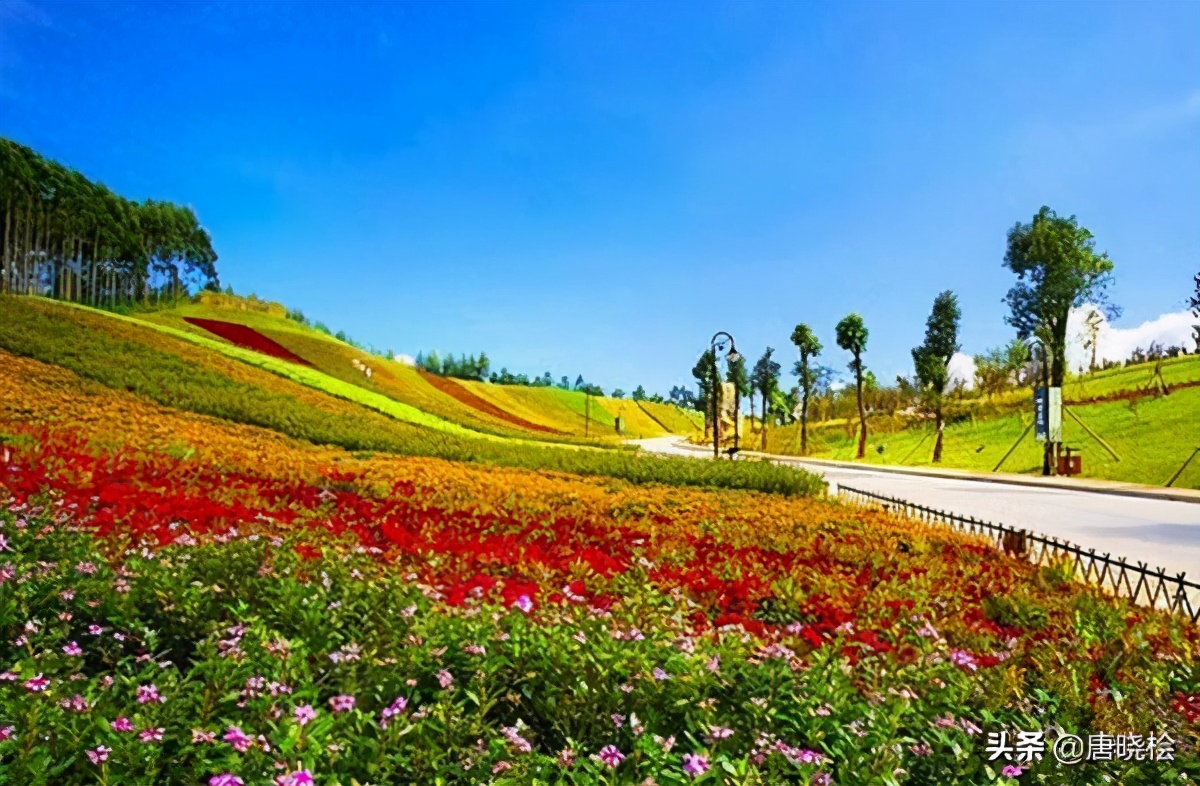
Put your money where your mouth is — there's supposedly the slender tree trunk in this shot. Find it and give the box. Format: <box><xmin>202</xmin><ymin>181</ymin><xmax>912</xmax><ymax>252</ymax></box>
<box><xmin>800</xmin><ymin>381</ymin><xmax>810</xmax><ymax>456</ymax></box>
<box><xmin>761</xmin><ymin>390</ymin><xmax>768</xmax><ymax>451</ymax></box>
<box><xmin>933</xmin><ymin>402</ymin><xmax>944</xmax><ymax>463</ymax></box>
<box><xmin>1</xmin><ymin>202</ymin><xmax>9</xmax><ymax>295</ymax></box>
<box><xmin>855</xmin><ymin>354</ymin><xmax>867</xmax><ymax>459</ymax></box>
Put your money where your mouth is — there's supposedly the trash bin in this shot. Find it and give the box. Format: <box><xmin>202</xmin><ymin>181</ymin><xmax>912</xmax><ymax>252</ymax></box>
<box><xmin>1057</xmin><ymin>447</ymin><xmax>1082</xmax><ymax>477</ymax></box>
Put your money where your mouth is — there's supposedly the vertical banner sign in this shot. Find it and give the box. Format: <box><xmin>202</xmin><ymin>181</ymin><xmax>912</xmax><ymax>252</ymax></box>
<box><xmin>1034</xmin><ymin>388</ymin><xmax>1048</xmax><ymax>442</ymax></box>
<box><xmin>1047</xmin><ymin>387</ymin><xmax>1063</xmax><ymax>443</ymax></box>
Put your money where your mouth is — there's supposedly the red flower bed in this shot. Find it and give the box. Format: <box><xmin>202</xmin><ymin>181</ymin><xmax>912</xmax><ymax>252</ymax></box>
<box><xmin>183</xmin><ymin>317</ymin><xmax>313</xmax><ymax>366</ymax></box>
<box><xmin>419</xmin><ymin>372</ymin><xmax>562</xmax><ymax>434</ymax></box>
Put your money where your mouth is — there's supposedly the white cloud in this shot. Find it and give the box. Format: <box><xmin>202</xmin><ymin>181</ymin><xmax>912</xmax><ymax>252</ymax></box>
<box><xmin>947</xmin><ymin>352</ymin><xmax>976</xmax><ymax>390</ymax></box>
<box><xmin>392</xmin><ymin>354</ymin><xmax>415</xmax><ymax>366</ymax></box>
<box><xmin>1066</xmin><ymin>306</ymin><xmax>1196</xmax><ymax>372</ymax></box>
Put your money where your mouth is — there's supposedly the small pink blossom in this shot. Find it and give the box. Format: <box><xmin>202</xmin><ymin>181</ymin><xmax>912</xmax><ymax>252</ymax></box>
<box><xmin>0</xmin><ymin>725</ymin><xmax>14</xmax><ymax>741</ymax></box>
<box><xmin>111</xmin><ymin>717</ymin><xmax>135</xmax><ymax>732</ymax></box>
<box><xmin>63</xmin><ymin>641</ymin><xmax>83</xmax><ymax>656</ymax></box>
<box><xmin>223</xmin><ymin>726</ymin><xmax>252</xmax><ymax>753</ymax></box>
<box><xmin>492</xmin><ymin>761</ymin><xmax>512</xmax><ymax>774</ymax></box>
<box><xmin>137</xmin><ymin>684</ymin><xmax>165</xmax><ymax>704</ymax></box>
<box><xmin>329</xmin><ymin>694</ymin><xmax>356</xmax><ymax>713</ymax></box>
<box><xmin>276</xmin><ymin>772</ymin><xmax>315</xmax><ymax>786</ymax></box>
<box><xmin>193</xmin><ymin>729</ymin><xmax>217</xmax><ymax>743</ymax></box>
<box><xmin>60</xmin><ymin>694</ymin><xmax>89</xmax><ymax>712</ymax></box>
<box><xmin>513</xmin><ymin>594</ymin><xmax>534</xmax><ymax>613</ymax></box>
<box><xmin>1001</xmin><ymin>765</ymin><xmax>1023</xmax><ymax>778</ymax></box>
<box><xmin>210</xmin><ymin>776</ymin><xmax>245</xmax><ymax>786</ymax></box>
<box><xmin>707</xmin><ymin>725</ymin><xmax>734</xmax><ymax>742</ymax></box>
<box><xmin>86</xmin><ymin>745</ymin><xmax>110</xmax><ymax>764</ymax></box>
<box><xmin>682</xmin><ymin>753</ymin><xmax>710</xmax><ymax>777</ymax></box>
<box><xmin>139</xmin><ymin>727</ymin><xmax>164</xmax><ymax>743</ymax></box>
<box><xmin>436</xmin><ymin>669</ymin><xmax>454</xmax><ymax>688</ymax></box>
<box><xmin>23</xmin><ymin>674</ymin><xmax>49</xmax><ymax>693</ymax></box>
<box><xmin>294</xmin><ymin>704</ymin><xmax>317</xmax><ymax>726</ymax></box>
<box><xmin>597</xmin><ymin>745</ymin><xmax>625</xmax><ymax>768</ymax></box>
<box><xmin>88</xmin><ymin>625</ymin><xmax>104</xmax><ymax>636</ymax></box>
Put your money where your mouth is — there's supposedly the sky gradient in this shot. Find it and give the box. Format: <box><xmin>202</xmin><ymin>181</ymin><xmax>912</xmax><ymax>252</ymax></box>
<box><xmin>2</xmin><ymin>0</ymin><xmax>1198</xmax><ymax>396</ymax></box>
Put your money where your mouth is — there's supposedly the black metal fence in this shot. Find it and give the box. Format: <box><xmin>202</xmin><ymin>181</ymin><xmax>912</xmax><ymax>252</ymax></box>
<box><xmin>837</xmin><ymin>484</ymin><xmax>1200</xmax><ymax>625</ymax></box>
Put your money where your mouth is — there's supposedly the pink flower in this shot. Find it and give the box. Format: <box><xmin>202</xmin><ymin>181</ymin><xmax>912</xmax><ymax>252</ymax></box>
<box><xmin>501</xmin><ymin>725</ymin><xmax>532</xmax><ymax>753</ymax></box>
<box><xmin>380</xmin><ymin>696</ymin><xmax>408</xmax><ymax>728</ymax></box>
<box><xmin>0</xmin><ymin>671</ymin><xmax>17</xmax><ymax>681</ymax></box>
<box><xmin>294</xmin><ymin>704</ymin><xmax>317</xmax><ymax>726</ymax></box>
<box><xmin>492</xmin><ymin>761</ymin><xmax>512</xmax><ymax>773</ymax></box>
<box><xmin>193</xmin><ymin>729</ymin><xmax>217</xmax><ymax>743</ymax></box>
<box><xmin>652</xmin><ymin>667</ymin><xmax>671</xmax><ymax>681</ymax></box>
<box><xmin>110</xmin><ymin>717</ymin><xmax>135</xmax><ymax>732</ymax></box>
<box><xmin>60</xmin><ymin>694</ymin><xmax>89</xmax><ymax>712</ymax></box>
<box><xmin>210</xmin><ymin>776</ymin><xmax>245</xmax><ymax>786</ymax></box>
<box><xmin>88</xmin><ymin>625</ymin><xmax>104</xmax><ymax>636</ymax></box>
<box><xmin>707</xmin><ymin>725</ymin><xmax>734</xmax><ymax>741</ymax></box>
<box><xmin>557</xmin><ymin>747</ymin><xmax>577</xmax><ymax>767</ymax></box>
<box><xmin>706</xmin><ymin>655</ymin><xmax>721</xmax><ymax>673</ymax></box>
<box><xmin>223</xmin><ymin>726</ymin><xmax>252</xmax><ymax>753</ymax></box>
<box><xmin>63</xmin><ymin>641</ymin><xmax>83</xmax><ymax>656</ymax></box>
<box><xmin>329</xmin><ymin>694</ymin><xmax>356</xmax><ymax>713</ymax></box>
<box><xmin>137</xmin><ymin>684</ymin><xmax>165</xmax><ymax>704</ymax></box>
<box><xmin>1001</xmin><ymin>765</ymin><xmax>1023</xmax><ymax>778</ymax></box>
<box><xmin>513</xmin><ymin>594</ymin><xmax>534</xmax><ymax>613</ymax></box>
<box><xmin>682</xmin><ymin>753</ymin><xmax>710</xmax><ymax>777</ymax></box>
<box><xmin>23</xmin><ymin>674</ymin><xmax>49</xmax><ymax>692</ymax></box>
<box><xmin>0</xmin><ymin>725</ymin><xmax>15</xmax><ymax>741</ymax></box>
<box><xmin>139</xmin><ymin>727</ymin><xmax>164</xmax><ymax>743</ymax></box>
<box><xmin>949</xmin><ymin>649</ymin><xmax>978</xmax><ymax>672</ymax></box>
<box><xmin>436</xmin><ymin>669</ymin><xmax>454</xmax><ymax>688</ymax></box>
<box><xmin>86</xmin><ymin>745</ymin><xmax>110</xmax><ymax>764</ymax></box>
<box><xmin>276</xmin><ymin>772</ymin><xmax>315</xmax><ymax>786</ymax></box>
<box><xmin>597</xmin><ymin>745</ymin><xmax>625</xmax><ymax>768</ymax></box>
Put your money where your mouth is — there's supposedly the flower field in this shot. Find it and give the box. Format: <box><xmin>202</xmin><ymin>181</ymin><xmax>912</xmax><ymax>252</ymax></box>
<box><xmin>182</xmin><ymin>317</ymin><xmax>316</xmax><ymax>367</ymax></box>
<box><xmin>1</xmin><ymin>341</ymin><xmax>1199</xmax><ymax>783</ymax></box>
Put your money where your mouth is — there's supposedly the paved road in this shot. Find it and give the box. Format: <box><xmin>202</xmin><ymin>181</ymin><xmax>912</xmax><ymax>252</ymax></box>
<box><xmin>633</xmin><ymin>437</ymin><xmax>1200</xmax><ymax>586</ymax></box>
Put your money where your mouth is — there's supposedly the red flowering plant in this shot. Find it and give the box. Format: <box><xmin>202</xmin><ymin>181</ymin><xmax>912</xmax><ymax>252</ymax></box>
<box><xmin>2</xmin><ymin>422</ymin><xmax>1198</xmax><ymax>783</ymax></box>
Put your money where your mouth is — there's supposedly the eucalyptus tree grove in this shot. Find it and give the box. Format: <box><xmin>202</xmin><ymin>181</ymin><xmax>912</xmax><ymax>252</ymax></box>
<box><xmin>0</xmin><ymin>138</ymin><xmax>219</xmax><ymax>306</ymax></box>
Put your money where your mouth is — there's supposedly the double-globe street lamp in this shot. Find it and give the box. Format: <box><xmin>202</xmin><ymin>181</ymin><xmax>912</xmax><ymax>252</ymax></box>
<box><xmin>710</xmin><ymin>331</ymin><xmax>742</xmax><ymax>459</ymax></box>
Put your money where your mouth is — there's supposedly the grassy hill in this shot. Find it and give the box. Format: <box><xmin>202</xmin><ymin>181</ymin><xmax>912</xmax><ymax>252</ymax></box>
<box><xmin>758</xmin><ymin>354</ymin><xmax>1200</xmax><ymax>488</ymax></box>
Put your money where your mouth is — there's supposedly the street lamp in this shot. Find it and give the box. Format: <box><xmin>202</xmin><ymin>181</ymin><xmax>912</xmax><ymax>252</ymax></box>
<box><xmin>710</xmin><ymin>331</ymin><xmax>740</xmax><ymax>458</ymax></box>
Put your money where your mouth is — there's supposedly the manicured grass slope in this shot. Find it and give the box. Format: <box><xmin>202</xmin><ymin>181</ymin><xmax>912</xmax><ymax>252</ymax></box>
<box><xmin>767</xmin><ymin>385</ymin><xmax>1200</xmax><ymax>488</ymax></box>
<box><xmin>595</xmin><ymin>398</ymin><xmax>670</xmax><ymax>439</ymax></box>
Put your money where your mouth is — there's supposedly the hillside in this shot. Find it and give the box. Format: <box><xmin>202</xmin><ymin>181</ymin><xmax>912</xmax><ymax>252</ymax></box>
<box><xmin>756</xmin><ymin>354</ymin><xmax>1200</xmax><ymax>488</ymax></box>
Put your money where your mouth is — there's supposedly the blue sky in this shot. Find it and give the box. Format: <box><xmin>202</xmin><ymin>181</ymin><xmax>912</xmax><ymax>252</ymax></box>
<box><xmin>2</xmin><ymin>0</ymin><xmax>1197</xmax><ymax>396</ymax></box>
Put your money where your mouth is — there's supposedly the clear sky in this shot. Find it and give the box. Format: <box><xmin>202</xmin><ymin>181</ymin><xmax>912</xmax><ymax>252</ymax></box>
<box><xmin>2</xmin><ymin>0</ymin><xmax>1197</xmax><ymax>396</ymax></box>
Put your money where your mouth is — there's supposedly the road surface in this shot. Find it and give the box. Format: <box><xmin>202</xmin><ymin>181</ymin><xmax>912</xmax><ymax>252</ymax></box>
<box><xmin>633</xmin><ymin>437</ymin><xmax>1200</xmax><ymax>587</ymax></box>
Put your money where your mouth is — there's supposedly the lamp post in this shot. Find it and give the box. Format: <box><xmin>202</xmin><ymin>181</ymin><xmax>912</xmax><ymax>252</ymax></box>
<box><xmin>710</xmin><ymin>331</ymin><xmax>741</xmax><ymax>458</ymax></box>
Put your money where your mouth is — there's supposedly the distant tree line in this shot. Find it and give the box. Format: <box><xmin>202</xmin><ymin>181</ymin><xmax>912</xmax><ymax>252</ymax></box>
<box><xmin>0</xmin><ymin>138</ymin><xmax>219</xmax><ymax>307</ymax></box>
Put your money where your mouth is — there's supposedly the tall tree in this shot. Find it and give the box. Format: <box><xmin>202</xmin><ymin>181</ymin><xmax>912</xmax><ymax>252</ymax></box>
<box><xmin>835</xmin><ymin>314</ymin><xmax>869</xmax><ymax>459</ymax></box>
<box><xmin>789</xmin><ymin>323</ymin><xmax>822</xmax><ymax>455</ymax></box>
<box><xmin>911</xmin><ymin>291</ymin><xmax>961</xmax><ymax>463</ymax></box>
<box><xmin>632</xmin><ymin>385</ymin><xmax>647</xmax><ymax>401</ymax></box>
<box><xmin>751</xmin><ymin>347</ymin><xmax>781</xmax><ymax>450</ymax></box>
<box><xmin>1003</xmin><ymin>206</ymin><xmax>1115</xmax><ymax>387</ymax></box>
<box><xmin>691</xmin><ymin>349</ymin><xmax>718</xmax><ymax>441</ymax></box>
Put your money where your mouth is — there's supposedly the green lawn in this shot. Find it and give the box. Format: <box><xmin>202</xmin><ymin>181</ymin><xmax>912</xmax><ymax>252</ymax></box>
<box><xmin>767</xmin><ymin>386</ymin><xmax>1200</xmax><ymax>488</ymax></box>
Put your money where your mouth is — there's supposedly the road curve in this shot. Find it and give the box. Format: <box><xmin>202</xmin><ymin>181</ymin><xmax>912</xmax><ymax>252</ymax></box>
<box><xmin>633</xmin><ymin>436</ymin><xmax>1200</xmax><ymax>585</ymax></box>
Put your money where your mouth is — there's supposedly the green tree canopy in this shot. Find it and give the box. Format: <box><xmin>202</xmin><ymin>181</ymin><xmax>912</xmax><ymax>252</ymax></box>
<box><xmin>1003</xmin><ymin>206</ymin><xmax>1115</xmax><ymax>386</ymax></box>
<box><xmin>835</xmin><ymin>313</ymin><xmax>869</xmax><ymax>458</ymax></box>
